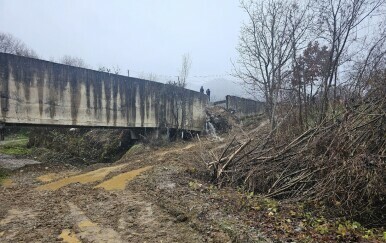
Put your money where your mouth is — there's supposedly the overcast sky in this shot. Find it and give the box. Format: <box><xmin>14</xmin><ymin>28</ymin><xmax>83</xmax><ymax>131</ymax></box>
<box><xmin>0</xmin><ymin>0</ymin><xmax>245</xmax><ymax>88</ymax></box>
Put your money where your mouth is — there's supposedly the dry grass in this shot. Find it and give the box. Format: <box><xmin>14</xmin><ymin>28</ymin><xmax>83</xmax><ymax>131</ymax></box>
<box><xmin>200</xmin><ymin>87</ymin><xmax>386</xmax><ymax>226</ymax></box>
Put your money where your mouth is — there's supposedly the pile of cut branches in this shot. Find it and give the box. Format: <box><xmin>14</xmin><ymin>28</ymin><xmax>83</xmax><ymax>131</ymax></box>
<box><xmin>201</xmin><ymin>88</ymin><xmax>386</xmax><ymax>226</ymax></box>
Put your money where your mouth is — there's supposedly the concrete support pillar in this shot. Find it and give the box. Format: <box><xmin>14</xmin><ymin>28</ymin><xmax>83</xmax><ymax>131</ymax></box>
<box><xmin>0</xmin><ymin>123</ymin><xmax>5</xmax><ymax>141</ymax></box>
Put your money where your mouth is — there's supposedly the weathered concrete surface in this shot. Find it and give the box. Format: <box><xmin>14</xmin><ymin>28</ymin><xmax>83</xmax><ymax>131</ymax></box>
<box><xmin>212</xmin><ymin>100</ymin><xmax>227</xmax><ymax>108</ymax></box>
<box><xmin>0</xmin><ymin>53</ymin><xmax>207</xmax><ymax>131</ymax></box>
<box><xmin>226</xmin><ymin>95</ymin><xmax>264</xmax><ymax>118</ymax></box>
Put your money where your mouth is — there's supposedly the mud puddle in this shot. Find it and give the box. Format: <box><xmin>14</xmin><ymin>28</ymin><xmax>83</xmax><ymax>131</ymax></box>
<box><xmin>1</xmin><ymin>178</ymin><xmax>13</xmax><ymax>188</ymax></box>
<box><xmin>65</xmin><ymin>202</ymin><xmax>123</xmax><ymax>242</ymax></box>
<box><xmin>95</xmin><ymin>166</ymin><xmax>152</xmax><ymax>191</ymax></box>
<box><xmin>36</xmin><ymin>164</ymin><xmax>126</xmax><ymax>191</ymax></box>
<box><xmin>156</xmin><ymin>143</ymin><xmax>196</xmax><ymax>157</ymax></box>
<box><xmin>36</xmin><ymin>173</ymin><xmax>59</xmax><ymax>183</ymax></box>
<box><xmin>59</xmin><ymin>229</ymin><xmax>81</xmax><ymax>243</ymax></box>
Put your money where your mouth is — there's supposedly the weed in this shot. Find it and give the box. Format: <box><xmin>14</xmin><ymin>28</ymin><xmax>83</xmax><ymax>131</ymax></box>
<box><xmin>0</xmin><ymin>168</ymin><xmax>9</xmax><ymax>184</ymax></box>
<box><xmin>0</xmin><ymin>138</ymin><xmax>31</xmax><ymax>155</ymax></box>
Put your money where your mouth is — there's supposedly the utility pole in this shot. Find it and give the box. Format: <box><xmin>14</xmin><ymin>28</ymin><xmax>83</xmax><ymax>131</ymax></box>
<box><xmin>127</xmin><ymin>69</ymin><xmax>130</xmax><ymax>77</ymax></box>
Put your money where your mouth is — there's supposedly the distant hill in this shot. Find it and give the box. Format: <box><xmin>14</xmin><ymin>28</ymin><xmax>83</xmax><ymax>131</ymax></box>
<box><xmin>188</xmin><ymin>78</ymin><xmax>253</xmax><ymax>102</ymax></box>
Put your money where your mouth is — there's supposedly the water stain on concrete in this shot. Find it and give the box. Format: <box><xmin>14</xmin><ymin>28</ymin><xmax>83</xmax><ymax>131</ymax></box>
<box><xmin>0</xmin><ymin>53</ymin><xmax>207</xmax><ymax>131</ymax></box>
<box><xmin>95</xmin><ymin>166</ymin><xmax>152</xmax><ymax>191</ymax></box>
<box><xmin>59</xmin><ymin>229</ymin><xmax>81</xmax><ymax>243</ymax></box>
<box><xmin>36</xmin><ymin>164</ymin><xmax>126</xmax><ymax>191</ymax></box>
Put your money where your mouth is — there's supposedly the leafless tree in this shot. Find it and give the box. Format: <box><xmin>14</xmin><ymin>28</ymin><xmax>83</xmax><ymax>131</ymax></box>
<box><xmin>0</xmin><ymin>32</ymin><xmax>38</xmax><ymax>58</ymax></box>
<box><xmin>162</xmin><ymin>53</ymin><xmax>192</xmax><ymax>132</ymax></box>
<box><xmin>289</xmin><ymin>1</ymin><xmax>315</xmax><ymax>129</ymax></box>
<box><xmin>98</xmin><ymin>66</ymin><xmax>111</xmax><ymax>73</ymax></box>
<box><xmin>60</xmin><ymin>55</ymin><xmax>88</xmax><ymax>68</ymax></box>
<box><xmin>138</xmin><ymin>72</ymin><xmax>158</xmax><ymax>81</ymax></box>
<box><xmin>349</xmin><ymin>20</ymin><xmax>386</xmax><ymax>95</ymax></box>
<box><xmin>112</xmin><ymin>66</ymin><xmax>121</xmax><ymax>75</ymax></box>
<box><xmin>234</xmin><ymin>0</ymin><xmax>312</xmax><ymax>129</ymax></box>
<box><xmin>314</xmin><ymin>0</ymin><xmax>385</xmax><ymax>120</ymax></box>
<box><xmin>177</xmin><ymin>53</ymin><xmax>191</xmax><ymax>88</ymax></box>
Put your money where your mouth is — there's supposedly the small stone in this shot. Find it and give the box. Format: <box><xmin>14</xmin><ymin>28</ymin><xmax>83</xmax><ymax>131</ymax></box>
<box><xmin>175</xmin><ymin>214</ymin><xmax>188</xmax><ymax>222</ymax></box>
<box><xmin>294</xmin><ymin>226</ymin><xmax>303</xmax><ymax>232</ymax></box>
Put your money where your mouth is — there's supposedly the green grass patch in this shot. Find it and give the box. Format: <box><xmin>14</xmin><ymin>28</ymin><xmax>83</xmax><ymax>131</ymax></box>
<box><xmin>0</xmin><ymin>168</ymin><xmax>9</xmax><ymax>184</ymax></box>
<box><xmin>122</xmin><ymin>143</ymin><xmax>145</xmax><ymax>158</ymax></box>
<box><xmin>0</xmin><ymin>138</ymin><xmax>31</xmax><ymax>155</ymax></box>
<box><xmin>4</xmin><ymin>129</ymin><xmax>29</xmax><ymax>141</ymax></box>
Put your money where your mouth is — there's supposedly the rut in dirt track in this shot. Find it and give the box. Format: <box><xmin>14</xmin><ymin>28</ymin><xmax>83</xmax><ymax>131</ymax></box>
<box><xmin>0</xmin><ymin>144</ymin><xmax>206</xmax><ymax>243</ymax></box>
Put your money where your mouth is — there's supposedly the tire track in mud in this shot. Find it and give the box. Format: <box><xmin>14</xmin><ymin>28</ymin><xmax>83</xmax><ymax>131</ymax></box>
<box><xmin>1</xmin><ymin>146</ymin><xmax>204</xmax><ymax>242</ymax></box>
<box><xmin>64</xmin><ymin>202</ymin><xmax>123</xmax><ymax>242</ymax></box>
<box><xmin>35</xmin><ymin>164</ymin><xmax>127</xmax><ymax>191</ymax></box>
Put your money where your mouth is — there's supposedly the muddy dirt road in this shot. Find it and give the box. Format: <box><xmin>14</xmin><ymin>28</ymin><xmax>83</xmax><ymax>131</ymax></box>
<box><xmin>0</xmin><ymin>142</ymin><xmax>268</xmax><ymax>243</ymax></box>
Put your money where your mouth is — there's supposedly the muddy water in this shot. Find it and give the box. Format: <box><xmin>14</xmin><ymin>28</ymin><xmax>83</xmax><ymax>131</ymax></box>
<box><xmin>66</xmin><ymin>202</ymin><xmax>123</xmax><ymax>242</ymax></box>
<box><xmin>78</xmin><ymin>220</ymin><xmax>97</xmax><ymax>228</ymax></box>
<box><xmin>1</xmin><ymin>178</ymin><xmax>13</xmax><ymax>188</ymax></box>
<box><xmin>0</xmin><ymin>208</ymin><xmax>37</xmax><ymax>227</ymax></box>
<box><xmin>36</xmin><ymin>164</ymin><xmax>126</xmax><ymax>191</ymax></box>
<box><xmin>36</xmin><ymin>173</ymin><xmax>58</xmax><ymax>183</ymax></box>
<box><xmin>59</xmin><ymin>229</ymin><xmax>81</xmax><ymax>243</ymax></box>
<box><xmin>156</xmin><ymin>143</ymin><xmax>196</xmax><ymax>157</ymax></box>
<box><xmin>95</xmin><ymin>166</ymin><xmax>152</xmax><ymax>191</ymax></box>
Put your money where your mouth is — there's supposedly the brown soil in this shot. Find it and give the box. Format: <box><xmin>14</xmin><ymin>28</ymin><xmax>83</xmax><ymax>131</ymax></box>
<box><xmin>0</xmin><ymin>141</ymin><xmax>269</xmax><ymax>243</ymax></box>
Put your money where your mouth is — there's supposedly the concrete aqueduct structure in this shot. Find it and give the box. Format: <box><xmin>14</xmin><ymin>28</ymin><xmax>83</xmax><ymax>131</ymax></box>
<box><xmin>0</xmin><ymin>53</ymin><xmax>208</xmax><ymax>136</ymax></box>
